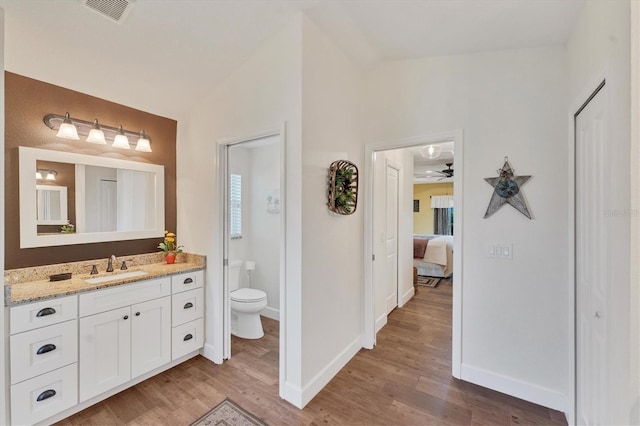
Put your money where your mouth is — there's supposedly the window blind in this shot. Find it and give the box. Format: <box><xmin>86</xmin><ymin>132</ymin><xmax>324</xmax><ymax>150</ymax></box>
<box><xmin>230</xmin><ymin>174</ymin><xmax>242</xmax><ymax>238</ymax></box>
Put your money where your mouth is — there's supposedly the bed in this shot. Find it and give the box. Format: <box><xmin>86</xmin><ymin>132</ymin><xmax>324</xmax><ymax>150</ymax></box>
<box><xmin>413</xmin><ymin>234</ymin><xmax>453</xmax><ymax>278</ymax></box>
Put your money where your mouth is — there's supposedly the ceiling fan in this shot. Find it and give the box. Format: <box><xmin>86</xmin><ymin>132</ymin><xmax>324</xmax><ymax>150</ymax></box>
<box><xmin>439</xmin><ymin>163</ymin><xmax>454</xmax><ymax>178</ymax></box>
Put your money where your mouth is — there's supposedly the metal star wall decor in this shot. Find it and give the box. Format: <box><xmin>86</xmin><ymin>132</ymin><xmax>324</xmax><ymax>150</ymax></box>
<box><xmin>484</xmin><ymin>157</ymin><xmax>532</xmax><ymax>219</ymax></box>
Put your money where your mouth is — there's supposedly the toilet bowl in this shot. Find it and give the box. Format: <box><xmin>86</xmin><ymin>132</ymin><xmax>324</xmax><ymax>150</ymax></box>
<box><xmin>229</xmin><ymin>260</ymin><xmax>267</xmax><ymax>339</ymax></box>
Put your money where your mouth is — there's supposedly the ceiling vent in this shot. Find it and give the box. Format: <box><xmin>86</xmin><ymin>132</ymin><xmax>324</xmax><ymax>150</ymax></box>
<box><xmin>81</xmin><ymin>0</ymin><xmax>135</xmax><ymax>24</ymax></box>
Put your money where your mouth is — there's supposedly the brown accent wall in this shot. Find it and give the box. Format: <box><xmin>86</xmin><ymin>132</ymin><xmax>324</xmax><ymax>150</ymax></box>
<box><xmin>5</xmin><ymin>72</ymin><xmax>177</xmax><ymax>269</ymax></box>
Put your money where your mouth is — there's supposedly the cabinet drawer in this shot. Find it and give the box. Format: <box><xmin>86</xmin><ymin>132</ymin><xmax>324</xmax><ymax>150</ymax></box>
<box><xmin>11</xmin><ymin>363</ymin><xmax>78</xmax><ymax>426</ymax></box>
<box><xmin>79</xmin><ymin>277</ymin><xmax>171</xmax><ymax>317</ymax></box>
<box><xmin>10</xmin><ymin>320</ymin><xmax>78</xmax><ymax>385</ymax></box>
<box><xmin>172</xmin><ymin>287</ymin><xmax>204</xmax><ymax>326</ymax></box>
<box><xmin>10</xmin><ymin>295</ymin><xmax>78</xmax><ymax>335</ymax></box>
<box><xmin>171</xmin><ymin>270</ymin><xmax>204</xmax><ymax>294</ymax></box>
<box><xmin>172</xmin><ymin>318</ymin><xmax>204</xmax><ymax>360</ymax></box>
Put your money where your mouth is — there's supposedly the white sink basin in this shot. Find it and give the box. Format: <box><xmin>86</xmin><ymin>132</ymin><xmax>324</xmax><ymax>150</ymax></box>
<box><xmin>85</xmin><ymin>270</ymin><xmax>148</xmax><ymax>284</ymax></box>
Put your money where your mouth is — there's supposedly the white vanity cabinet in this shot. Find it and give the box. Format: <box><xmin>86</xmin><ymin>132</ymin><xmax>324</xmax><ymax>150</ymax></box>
<box><xmin>78</xmin><ymin>277</ymin><xmax>171</xmax><ymax>402</ymax></box>
<box><xmin>9</xmin><ymin>295</ymin><xmax>79</xmax><ymax>426</ymax></box>
<box><xmin>7</xmin><ymin>268</ymin><xmax>205</xmax><ymax>425</ymax></box>
<box><xmin>171</xmin><ymin>271</ymin><xmax>205</xmax><ymax>360</ymax></box>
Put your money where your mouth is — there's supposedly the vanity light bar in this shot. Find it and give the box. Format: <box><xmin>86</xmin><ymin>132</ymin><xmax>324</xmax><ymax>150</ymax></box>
<box><xmin>43</xmin><ymin>113</ymin><xmax>152</xmax><ymax>152</ymax></box>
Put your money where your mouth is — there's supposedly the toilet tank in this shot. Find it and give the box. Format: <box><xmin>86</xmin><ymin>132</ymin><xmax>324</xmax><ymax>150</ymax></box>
<box><xmin>229</xmin><ymin>259</ymin><xmax>244</xmax><ymax>291</ymax></box>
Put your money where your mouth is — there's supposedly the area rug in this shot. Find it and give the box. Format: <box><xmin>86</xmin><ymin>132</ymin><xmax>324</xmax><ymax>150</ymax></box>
<box><xmin>190</xmin><ymin>398</ymin><xmax>268</xmax><ymax>426</ymax></box>
<box><xmin>416</xmin><ymin>276</ymin><xmax>440</xmax><ymax>288</ymax></box>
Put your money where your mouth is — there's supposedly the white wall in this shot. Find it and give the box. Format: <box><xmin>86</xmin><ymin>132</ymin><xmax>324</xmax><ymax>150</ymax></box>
<box><xmin>249</xmin><ymin>142</ymin><xmax>281</xmax><ymax>319</ymax></box>
<box><xmin>299</xmin><ymin>16</ymin><xmax>364</xmax><ymax>403</ymax></box>
<box><xmin>364</xmin><ymin>47</ymin><xmax>569</xmax><ymax>410</ymax></box>
<box><xmin>176</xmin><ymin>15</ymin><xmax>303</xmax><ymax>400</ymax></box>
<box><xmin>567</xmin><ymin>1</ymin><xmax>633</xmax><ymax>424</ymax></box>
<box><xmin>372</xmin><ymin>148</ymin><xmax>414</xmax><ymax>333</ymax></box>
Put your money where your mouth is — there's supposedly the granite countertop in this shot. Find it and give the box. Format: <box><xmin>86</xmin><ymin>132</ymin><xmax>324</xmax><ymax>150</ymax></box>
<box><xmin>5</xmin><ymin>253</ymin><xmax>206</xmax><ymax>306</ymax></box>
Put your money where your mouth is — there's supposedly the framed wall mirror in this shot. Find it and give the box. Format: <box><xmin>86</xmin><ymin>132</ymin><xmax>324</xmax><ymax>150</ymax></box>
<box><xmin>20</xmin><ymin>146</ymin><xmax>165</xmax><ymax>248</ymax></box>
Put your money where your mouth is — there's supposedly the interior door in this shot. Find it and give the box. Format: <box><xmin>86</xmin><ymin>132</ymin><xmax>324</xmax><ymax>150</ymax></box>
<box><xmin>575</xmin><ymin>81</ymin><xmax>609</xmax><ymax>425</ymax></box>
<box><xmin>385</xmin><ymin>162</ymin><xmax>400</xmax><ymax>314</ymax></box>
<box><xmin>99</xmin><ymin>179</ymin><xmax>117</xmax><ymax>232</ymax></box>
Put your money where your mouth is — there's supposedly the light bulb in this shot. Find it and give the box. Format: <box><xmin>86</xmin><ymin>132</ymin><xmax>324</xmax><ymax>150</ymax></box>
<box><xmin>86</xmin><ymin>119</ymin><xmax>106</xmax><ymax>144</ymax></box>
<box><xmin>56</xmin><ymin>112</ymin><xmax>79</xmax><ymax>140</ymax></box>
<box><xmin>135</xmin><ymin>131</ymin><xmax>152</xmax><ymax>152</ymax></box>
<box><xmin>45</xmin><ymin>170</ymin><xmax>56</xmax><ymax>181</ymax></box>
<box><xmin>112</xmin><ymin>125</ymin><xmax>131</xmax><ymax>149</ymax></box>
<box><xmin>35</xmin><ymin>171</ymin><xmax>43</xmax><ymax>180</ymax></box>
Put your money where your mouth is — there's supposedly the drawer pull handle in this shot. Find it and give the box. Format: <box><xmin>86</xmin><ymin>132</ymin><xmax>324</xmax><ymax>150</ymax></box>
<box><xmin>36</xmin><ymin>307</ymin><xmax>56</xmax><ymax>317</ymax></box>
<box><xmin>183</xmin><ymin>302</ymin><xmax>194</xmax><ymax>309</ymax></box>
<box><xmin>183</xmin><ymin>334</ymin><xmax>193</xmax><ymax>341</ymax></box>
<box><xmin>123</xmin><ymin>315</ymin><xmax>129</xmax><ymax>320</ymax></box>
<box><xmin>135</xmin><ymin>312</ymin><xmax>140</xmax><ymax>316</ymax></box>
<box><xmin>183</xmin><ymin>278</ymin><xmax>194</xmax><ymax>284</ymax></box>
<box><xmin>36</xmin><ymin>389</ymin><xmax>56</xmax><ymax>402</ymax></box>
<box><xmin>36</xmin><ymin>344</ymin><xmax>57</xmax><ymax>355</ymax></box>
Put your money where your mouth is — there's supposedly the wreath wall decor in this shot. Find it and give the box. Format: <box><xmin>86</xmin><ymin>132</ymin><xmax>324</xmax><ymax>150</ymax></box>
<box><xmin>327</xmin><ymin>160</ymin><xmax>359</xmax><ymax>215</ymax></box>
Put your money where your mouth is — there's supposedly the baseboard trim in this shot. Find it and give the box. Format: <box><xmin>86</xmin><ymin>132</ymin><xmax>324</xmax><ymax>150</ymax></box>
<box><xmin>460</xmin><ymin>363</ymin><xmax>567</xmax><ymax>412</ymax></box>
<box><xmin>202</xmin><ymin>342</ymin><xmax>222</xmax><ymax>364</ymax></box>
<box><xmin>399</xmin><ymin>286</ymin><xmax>415</xmax><ymax>307</ymax></box>
<box><xmin>375</xmin><ymin>314</ymin><xmax>387</xmax><ymax>334</ymax></box>
<box><xmin>283</xmin><ymin>381</ymin><xmax>303</xmax><ymax>408</ymax></box>
<box><xmin>299</xmin><ymin>335</ymin><xmax>362</xmax><ymax>408</ymax></box>
<box><xmin>261</xmin><ymin>307</ymin><xmax>280</xmax><ymax>321</ymax></box>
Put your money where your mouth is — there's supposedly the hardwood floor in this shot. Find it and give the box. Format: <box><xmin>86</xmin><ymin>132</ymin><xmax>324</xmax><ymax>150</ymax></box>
<box><xmin>58</xmin><ymin>280</ymin><xmax>567</xmax><ymax>425</ymax></box>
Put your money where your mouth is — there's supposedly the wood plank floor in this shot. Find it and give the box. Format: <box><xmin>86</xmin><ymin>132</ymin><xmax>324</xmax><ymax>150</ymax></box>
<box><xmin>57</xmin><ymin>280</ymin><xmax>567</xmax><ymax>425</ymax></box>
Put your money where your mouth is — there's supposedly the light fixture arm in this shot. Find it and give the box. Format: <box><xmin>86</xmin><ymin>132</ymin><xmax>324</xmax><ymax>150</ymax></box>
<box><xmin>43</xmin><ymin>113</ymin><xmax>152</xmax><ymax>150</ymax></box>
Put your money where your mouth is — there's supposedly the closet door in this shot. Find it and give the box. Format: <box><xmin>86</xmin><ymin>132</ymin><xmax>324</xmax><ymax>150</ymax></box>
<box><xmin>575</xmin><ymin>82</ymin><xmax>610</xmax><ymax>425</ymax></box>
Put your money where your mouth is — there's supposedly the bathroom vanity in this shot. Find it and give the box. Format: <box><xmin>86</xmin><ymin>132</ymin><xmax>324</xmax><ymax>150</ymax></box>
<box><xmin>4</xmin><ymin>255</ymin><xmax>205</xmax><ymax>425</ymax></box>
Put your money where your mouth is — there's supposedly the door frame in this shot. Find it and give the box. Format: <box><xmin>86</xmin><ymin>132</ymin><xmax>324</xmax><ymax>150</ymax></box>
<box><xmin>568</xmin><ymin>68</ymin><xmax>610</xmax><ymax>426</ymax></box>
<box><xmin>363</xmin><ymin>129</ymin><xmax>463</xmax><ymax>378</ymax></box>
<box><xmin>216</xmin><ymin>124</ymin><xmax>287</xmax><ymax>398</ymax></box>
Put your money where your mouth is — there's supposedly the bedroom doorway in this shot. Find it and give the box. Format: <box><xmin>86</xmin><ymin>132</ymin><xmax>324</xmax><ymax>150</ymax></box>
<box><xmin>363</xmin><ymin>130</ymin><xmax>463</xmax><ymax>378</ymax></box>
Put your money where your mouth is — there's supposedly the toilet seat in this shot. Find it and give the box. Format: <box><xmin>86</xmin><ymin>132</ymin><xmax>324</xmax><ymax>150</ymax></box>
<box><xmin>231</xmin><ymin>288</ymin><xmax>266</xmax><ymax>302</ymax></box>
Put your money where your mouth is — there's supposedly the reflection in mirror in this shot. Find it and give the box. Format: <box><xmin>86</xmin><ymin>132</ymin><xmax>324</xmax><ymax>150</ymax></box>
<box><xmin>81</xmin><ymin>166</ymin><xmax>156</xmax><ymax>233</ymax></box>
<box><xmin>36</xmin><ymin>185</ymin><xmax>68</xmax><ymax>226</ymax></box>
<box><xmin>20</xmin><ymin>146</ymin><xmax>165</xmax><ymax>248</ymax></box>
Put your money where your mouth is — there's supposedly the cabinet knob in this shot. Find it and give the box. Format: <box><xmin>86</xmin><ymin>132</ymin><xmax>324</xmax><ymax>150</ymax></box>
<box><xmin>123</xmin><ymin>315</ymin><xmax>129</xmax><ymax>320</ymax></box>
<box><xmin>36</xmin><ymin>389</ymin><xmax>56</xmax><ymax>402</ymax></box>
<box><xmin>36</xmin><ymin>344</ymin><xmax>57</xmax><ymax>355</ymax></box>
<box><xmin>36</xmin><ymin>307</ymin><xmax>56</xmax><ymax>317</ymax></box>
<box><xmin>183</xmin><ymin>302</ymin><xmax>194</xmax><ymax>310</ymax></box>
<box><xmin>135</xmin><ymin>312</ymin><xmax>140</xmax><ymax>316</ymax></box>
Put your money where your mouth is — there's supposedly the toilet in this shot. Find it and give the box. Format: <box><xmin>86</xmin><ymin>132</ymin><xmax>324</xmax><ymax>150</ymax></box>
<box><xmin>229</xmin><ymin>260</ymin><xmax>267</xmax><ymax>339</ymax></box>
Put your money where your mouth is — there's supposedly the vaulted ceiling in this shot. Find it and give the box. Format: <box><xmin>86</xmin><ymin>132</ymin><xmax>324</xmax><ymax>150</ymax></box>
<box><xmin>0</xmin><ymin>0</ymin><xmax>585</xmax><ymax>119</ymax></box>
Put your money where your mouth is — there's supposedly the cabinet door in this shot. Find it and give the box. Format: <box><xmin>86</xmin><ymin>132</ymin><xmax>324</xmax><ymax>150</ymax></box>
<box><xmin>79</xmin><ymin>306</ymin><xmax>131</xmax><ymax>402</ymax></box>
<box><xmin>131</xmin><ymin>296</ymin><xmax>171</xmax><ymax>378</ymax></box>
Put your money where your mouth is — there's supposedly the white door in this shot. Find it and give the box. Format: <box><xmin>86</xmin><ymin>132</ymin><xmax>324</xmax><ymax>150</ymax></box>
<box><xmin>79</xmin><ymin>306</ymin><xmax>131</xmax><ymax>402</ymax></box>
<box><xmin>575</xmin><ymin>82</ymin><xmax>609</xmax><ymax>424</ymax></box>
<box><xmin>131</xmin><ymin>296</ymin><xmax>171</xmax><ymax>378</ymax></box>
<box><xmin>385</xmin><ymin>163</ymin><xmax>400</xmax><ymax>314</ymax></box>
<box><xmin>99</xmin><ymin>179</ymin><xmax>117</xmax><ymax>232</ymax></box>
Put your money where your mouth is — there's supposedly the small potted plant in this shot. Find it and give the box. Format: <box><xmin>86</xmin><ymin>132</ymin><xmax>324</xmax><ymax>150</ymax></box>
<box><xmin>158</xmin><ymin>230</ymin><xmax>184</xmax><ymax>264</ymax></box>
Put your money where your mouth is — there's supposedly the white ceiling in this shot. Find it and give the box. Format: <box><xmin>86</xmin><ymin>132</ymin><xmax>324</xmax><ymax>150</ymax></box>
<box><xmin>0</xmin><ymin>0</ymin><xmax>585</xmax><ymax>119</ymax></box>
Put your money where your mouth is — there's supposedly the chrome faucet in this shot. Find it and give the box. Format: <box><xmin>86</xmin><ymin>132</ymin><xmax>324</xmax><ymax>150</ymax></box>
<box><xmin>106</xmin><ymin>255</ymin><xmax>116</xmax><ymax>272</ymax></box>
